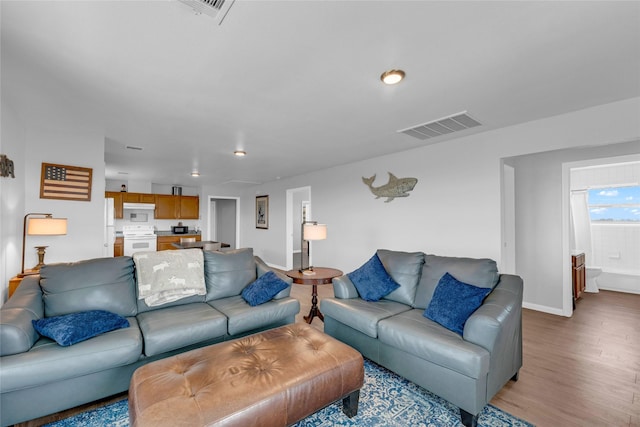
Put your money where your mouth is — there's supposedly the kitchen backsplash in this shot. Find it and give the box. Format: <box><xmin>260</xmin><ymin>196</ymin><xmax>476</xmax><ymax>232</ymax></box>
<box><xmin>115</xmin><ymin>214</ymin><xmax>200</xmax><ymax>233</ymax></box>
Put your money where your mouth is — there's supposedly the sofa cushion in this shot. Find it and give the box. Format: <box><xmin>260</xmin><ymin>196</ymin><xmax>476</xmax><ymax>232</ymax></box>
<box><xmin>0</xmin><ymin>317</ymin><xmax>142</xmax><ymax>393</ymax></box>
<box><xmin>136</xmin><ymin>303</ymin><xmax>227</xmax><ymax>357</ymax></box>
<box><xmin>39</xmin><ymin>257</ymin><xmax>137</xmax><ymax>318</ymax></box>
<box><xmin>413</xmin><ymin>255</ymin><xmax>499</xmax><ymax>309</ymax></box>
<box><xmin>203</xmin><ymin>248</ymin><xmax>256</xmax><ymax>300</ymax></box>
<box><xmin>209</xmin><ymin>295</ymin><xmax>300</xmax><ymax>336</ymax></box>
<box><xmin>320</xmin><ymin>297</ymin><xmax>411</xmax><ymax>338</ymax></box>
<box><xmin>378</xmin><ymin>309</ymin><xmax>490</xmax><ymax>379</ymax></box>
<box><xmin>424</xmin><ymin>273</ymin><xmax>492</xmax><ymax>335</ymax></box>
<box><xmin>377</xmin><ymin>250</ymin><xmax>425</xmax><ymax>306</ymax></box>
<box><xmin>32</xmin><ymin>310</ymin><xmax>129</xmax><ymax>347</ymax></box>
<box><xmin>348</xmin><ymin>254</ymin><xmax>400</xmax><ymax>301</ymax></box>
<box><xmin>241</xmin><ymin>271</ymin><xmax>289</xmax><ymax>306</ymax></box>
<box><xmin>133</xmin><ymin>249</ymin><xmax>206</xmax><ymax>307</ymax></box>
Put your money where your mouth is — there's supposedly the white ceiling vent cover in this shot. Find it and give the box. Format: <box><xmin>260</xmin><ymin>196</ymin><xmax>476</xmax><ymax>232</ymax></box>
<box><xmin>398</xmin><ymin>112</ymin><xmax>482</xmax><ymax>140</ymax></box>
<box><xmin>178</xmin><ymin>0</ymin><xmax>236</xmax><ymax>24</ymax></box>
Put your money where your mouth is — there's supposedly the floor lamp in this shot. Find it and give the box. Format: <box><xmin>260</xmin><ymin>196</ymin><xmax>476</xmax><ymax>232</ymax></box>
<box><xmin>20</xmin><ymin>213</ymin><xmax>68</xmax><ymax>277</ymax></box>
<box><xmin>299</xmin><ymin>221</ymin><xmax>327</xmax><ymax>275</ymax></box>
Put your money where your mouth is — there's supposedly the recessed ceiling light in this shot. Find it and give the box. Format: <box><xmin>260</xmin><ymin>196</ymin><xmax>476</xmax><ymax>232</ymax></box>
<box><xmin>234</xmin><ymin>150</ymin><xmax>247</xmax><ymax>157</ymax></box>
<box><xmin>191</xmin><ymin>171</ymin><xmax>200</xmax><ymax>177</ymax></box>
<box><xmin>380</xmin><ymin>69</ymin><xmax>405</xmax><ymax>85</ymax></box>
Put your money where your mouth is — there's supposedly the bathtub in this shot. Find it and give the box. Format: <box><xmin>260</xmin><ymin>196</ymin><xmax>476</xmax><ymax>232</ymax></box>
<box><xmin>596</xmin><ymin>271</ymin><xmax>640</xmax><ymax>294</ymax></box>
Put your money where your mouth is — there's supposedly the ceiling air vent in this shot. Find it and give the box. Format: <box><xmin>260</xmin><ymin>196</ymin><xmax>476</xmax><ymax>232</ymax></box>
<box><xmin>398</xmin><ymin>112</ymin><xmax>482</xmax><ymax>140</ymax></box>
<box><xmin>178</xmin><ymin>0</ymin><xmax>236</xmax><ymax>25</ymax></box>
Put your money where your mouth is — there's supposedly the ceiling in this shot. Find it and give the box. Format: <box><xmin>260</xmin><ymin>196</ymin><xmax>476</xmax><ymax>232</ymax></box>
<box><xmin>2</xmin><ymin>1</ymin><xmax>639</xmax><ymax>187</ymax></box>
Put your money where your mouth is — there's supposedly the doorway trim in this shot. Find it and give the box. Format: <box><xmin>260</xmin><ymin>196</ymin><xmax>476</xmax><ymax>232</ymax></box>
<box><xmin>561</xmin><ymin>153</ymin><xmax>640</xmax><ymax>316</ymax></box>
<box><xmin>206</xmin><ymin>195</ymin><xmax>240</xmax><ymax>248</ymax></box>
<box><xmin>285</xmin><ymin>186</ymin><xmax>311</xmax><ymax>271</ymax></box>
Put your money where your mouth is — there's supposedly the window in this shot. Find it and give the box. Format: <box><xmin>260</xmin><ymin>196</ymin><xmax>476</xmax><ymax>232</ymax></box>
<box><xmin>588</xmin><ymin>186</ymin><xmax>640</xmax><ymax>222</ymax></box>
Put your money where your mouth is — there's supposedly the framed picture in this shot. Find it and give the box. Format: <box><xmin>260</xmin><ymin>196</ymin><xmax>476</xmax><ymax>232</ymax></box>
<box><xmin>256</xmin><ymin>195</ymin><xmax>269</xmax><ymax>229</ymax></box>
<box><xmin>40</xmin><ymin>162</ymin><xmax>93</xmax><ymax>201</ymax></box>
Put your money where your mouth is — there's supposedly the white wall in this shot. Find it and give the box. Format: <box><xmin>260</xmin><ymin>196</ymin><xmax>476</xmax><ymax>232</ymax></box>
<box><xmin>0</xmin><ymin>100</ymin><xmax>26</xmax><ymax>303</ymax></box>
<box><xmin>512</xmin><ymin>144</ymin><xmax>640</xmax><ymax>314</ymax></box>
<box><xmin>203</xmin><ymin>97</ymin><xmax>640</xmax><ymax>314</ymax></box>
<box><xmin>22</xmin><ymin>127</ymin><xmax>106</xmax><ymax>271</ymax></box>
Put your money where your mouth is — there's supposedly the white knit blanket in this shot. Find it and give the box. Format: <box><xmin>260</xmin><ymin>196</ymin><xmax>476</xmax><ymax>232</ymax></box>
<box><xmin>133</xmin><ymin>249</ymin><xmax>206</xmax><ymax>307</ymax></box>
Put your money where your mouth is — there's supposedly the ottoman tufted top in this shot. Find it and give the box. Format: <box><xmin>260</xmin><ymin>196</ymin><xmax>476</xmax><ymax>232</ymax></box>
<box><xmin>129</xmin><ymin>323</ymin><xmax>364</xmax><ymax>426</ymax></box>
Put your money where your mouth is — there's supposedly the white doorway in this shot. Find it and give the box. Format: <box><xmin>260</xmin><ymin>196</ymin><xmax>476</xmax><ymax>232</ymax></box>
<box><xmin>207</xmin><ymin>196</ymin><xmax>240</xmax><ymax>249</ymax></box>
<box><xmin>501</xmin><ymin>162</ymin><xmax>516</xmax><ymax>274</ymax></box>
<box><xmin>285</xmin><ymin>186</ymin><xmax>311</xmax><ymax>271</ymax></box>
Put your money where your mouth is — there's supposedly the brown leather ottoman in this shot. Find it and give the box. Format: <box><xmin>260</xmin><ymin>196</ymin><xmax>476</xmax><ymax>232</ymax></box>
<box><xmin>128</xmin><ymin>323</ymin><xmax>364</xmax><ymax>426</ymax></box>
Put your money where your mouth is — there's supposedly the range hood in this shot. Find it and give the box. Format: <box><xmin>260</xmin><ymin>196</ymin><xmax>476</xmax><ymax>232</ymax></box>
<box><xmin>123</xmin><ymin>202</ymin><xmax>156</xmax><ymax>210</ymax></box>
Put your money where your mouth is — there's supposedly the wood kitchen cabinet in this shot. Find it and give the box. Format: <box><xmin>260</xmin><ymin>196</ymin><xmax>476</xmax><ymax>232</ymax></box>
<box><xmin>106</xmin><ymin>191</ymin><xmax>199</xmax><ymax>220</ymax></box>
<box><xmin>179</xmin><ymin>196</ymin><xmax>199</xmax><ymax>219</ymax></box>
<box><xmin>122</xmin><ymin>192</ymin><xmax>155</xmax><ymax>203</ymax></box>
<box><xmin>572</xmin><ymin>253</ymin><xmax>586</xmax><ymax>303</ymax></box>
<box><xmin>157</xmin><ymin>234</ymin><xmax>201</xmax><ymax>251</ymax></box>
<box><xmin>155</xmin><ymin>195</ymin><xmax>199</xmax><ymax>219</ymax></box>
<box><xmin>105</xmin><ymin>191</ymin><xmax>124</xmax><ymax>219</ymax></box>
<box><xmin>114</xmin><ymin>237</ymin><xmax>124</xmax><ymax>257</ymax></box>
<box><xmin>155</xmin><ymin>195</ymin><xmax>179</xmax><ymax>219</ymax></box>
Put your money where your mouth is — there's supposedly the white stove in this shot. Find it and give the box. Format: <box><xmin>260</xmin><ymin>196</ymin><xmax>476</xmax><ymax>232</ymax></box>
<box><xmin>122</xmin><ymin>225</ymin><xmax>157</xmax><ymax>256</ymax></box>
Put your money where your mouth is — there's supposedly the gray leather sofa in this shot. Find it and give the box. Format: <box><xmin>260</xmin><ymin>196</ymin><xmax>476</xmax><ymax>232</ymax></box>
<box><xmin>320</xmin><ymin>250</ymin><xmax>523</xmax><ymax>427</ymax></box>
<box><xmin>0</xmin><ymin>248</ymin><xmax>300</xmax><ymax>426</ymax></box>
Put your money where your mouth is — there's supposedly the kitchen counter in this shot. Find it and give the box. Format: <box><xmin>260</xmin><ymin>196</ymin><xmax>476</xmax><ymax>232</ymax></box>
<box><xmin>155</xmin><ymin>230</ymin><xmax>201</xmax><ymax>236</ymax></box>
<box><xmin>116</xmin><ymin>231</ymin><xmax>201</xmax><ymax>237</ymax></box>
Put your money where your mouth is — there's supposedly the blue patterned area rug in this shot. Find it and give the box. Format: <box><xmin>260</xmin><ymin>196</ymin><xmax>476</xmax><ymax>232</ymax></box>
<box><xmin>45</xmin><ymin>360</ymin><xmax>532</xmax><ymax>427</ymax></box>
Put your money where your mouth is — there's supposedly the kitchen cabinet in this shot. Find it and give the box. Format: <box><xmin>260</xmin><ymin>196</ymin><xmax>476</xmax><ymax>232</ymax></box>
<box><xmin>122</xmin><ymin>192</ymin><xmax>155</xmax><ymax>203</ymax></box>
<box><xmin>155</xmin><ymin>195</ymin><xmax>199</xmax><ymax>219</ymax></box>
<box><xmin>157</xmin><ymin>234</ymin><xmax>201</xmax><ymax>251</ymax></box>
<box><xmin>179</xmin><ymin>196</ymin><xmax>200</xmax><ymax>219</ymax></box>
<box><xmin>114</xmin><ymin>237</ymin><xmax>124</xmax><ymax>257</ymax></box>
<box><xmin>105</xmin><ymin>192</ymin><xmax>199</xmax><ymax>220</ymax></box>
<box><xmin>105</xmin><ymin>191</ymin><xmax>124</xmax><ymax>219</ymax></box>
<box><xmin>155</xmin><ymin>195</ymin><xmax>179</xmax><ymax>219</ymax></box>
<box><xmin>572</xmin><ymin>253</ymin><xmax>585</xmax><ymax>303</ymax></box>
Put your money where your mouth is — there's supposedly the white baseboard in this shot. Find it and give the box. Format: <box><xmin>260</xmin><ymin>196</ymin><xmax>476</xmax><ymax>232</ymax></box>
<box><xmin>598</xmin><ymin>286</ymin><xmax>640</xmax><ymax>295</ymax></box>
<box><xmin>522</xmin><ymin>301</ymin><xmax>566</xmax><ymax>317</ymax></box>
<box><xmin>267</xmin><ymin>263</ymin><xmax>287</xmax><ymax>271</ymax></box>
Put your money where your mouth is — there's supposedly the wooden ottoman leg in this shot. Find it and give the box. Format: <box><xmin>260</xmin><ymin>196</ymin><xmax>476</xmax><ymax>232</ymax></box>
<box><xmin>342</xmin><ymin>390</ymin><xmax>360</xmax><ymax>418</ymax></box>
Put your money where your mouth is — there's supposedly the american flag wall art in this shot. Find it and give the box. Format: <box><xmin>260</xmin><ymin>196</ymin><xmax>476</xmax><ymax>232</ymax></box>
<box><xmin>40</xmin><ymin>163</ymin><xmax>92</xmax><ymax>201</ymax></box>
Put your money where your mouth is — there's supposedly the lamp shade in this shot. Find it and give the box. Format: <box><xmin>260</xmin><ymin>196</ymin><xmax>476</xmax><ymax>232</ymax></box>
<box><xmin>303</xmin><ymin>223</ymin><xmax>327</xmax><ymax>241</ymax></box>
<box><xmin>27</xmin><ymin>217</ymin><xmax>67</xmax><ymax>235</ymax></box>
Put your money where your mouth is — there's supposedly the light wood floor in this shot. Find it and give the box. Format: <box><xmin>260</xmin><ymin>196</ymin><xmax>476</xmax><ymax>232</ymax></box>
<box><xmin>16</xmin><ymin>287</ymin><xmax>640</xmax><ymax>427</ymax></box>
<box><xmin>491</xmin><ymin>290</ymin><xmax>640</xmax><ymax>427</ymax></box>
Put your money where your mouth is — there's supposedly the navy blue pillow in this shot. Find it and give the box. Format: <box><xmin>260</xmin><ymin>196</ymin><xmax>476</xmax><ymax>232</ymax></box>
<box><xmin>348</xmin><ymin>253</ymin><xmax>400</xmax><ymax>301</ymax></box>
<box><xmin>242</xmin><ymin>271</ymin><xmax>289</xmax><ymax>306</ymax></box>
<box><xmin>424</xmin><ymin>272</ymin><xmax>492</xmax><ymax>335</ymax></box>
<box><xmin>32</xmin><ymin>310</ymin><xmax>129</xmax><ymax>347</ymax></box>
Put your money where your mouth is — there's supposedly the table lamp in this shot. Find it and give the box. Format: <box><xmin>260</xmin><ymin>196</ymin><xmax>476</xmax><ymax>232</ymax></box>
<box><xmin>300</xmin><ymin>221</ymin><xmax>327</xmax><ymax>275</ymax></box>
<box><xmin>20</xmin><ymin>213</ymin><xmax>68</xmax><ymax>276</ymax></box>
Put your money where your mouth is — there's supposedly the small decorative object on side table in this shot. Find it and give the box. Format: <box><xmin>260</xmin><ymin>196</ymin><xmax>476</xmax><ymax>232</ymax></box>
<box><xmin>286</xmin><ymin>267</ymin><xmax>342</xmax><ymax>324</ymax></box>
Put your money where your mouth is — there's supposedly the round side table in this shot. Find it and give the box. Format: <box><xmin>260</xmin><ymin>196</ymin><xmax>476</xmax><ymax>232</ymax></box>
<box><xmin>286</xmin><ymin>267</ymin><xmax>343</xmax><ymax>324</ymax></box>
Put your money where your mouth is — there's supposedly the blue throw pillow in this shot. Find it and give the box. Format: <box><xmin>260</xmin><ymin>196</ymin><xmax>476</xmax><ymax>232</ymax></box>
<box><xmin>241</xmin><ymin>271</ymin><xmax>289</xmax><ymax>306</ymax></box>
<box><xmin>32</xmin><ymin>310</ymin><xmax>129</xmax><ymax>347</ymax></box>
<box><xmin>424</xmin><ymin>272</ymin><xmax>492</xmax><ymax>335</ymax></box>
<box><xmin>348</xmin><ymin>254</ymin><xmax>400</xmax><ymax>301</ymax></box>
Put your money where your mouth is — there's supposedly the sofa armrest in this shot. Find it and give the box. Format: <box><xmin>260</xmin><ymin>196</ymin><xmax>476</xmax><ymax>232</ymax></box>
<box><xmin>332</xmin><ymin>275</ymin><xmax>359</xmax><ymax>299</ymax></box>
<box><xmin>463</xmin><ymin>274</ymin><xmax>523</xmax><ymax>398</ymax></box>
<box><xmin>0</xmin><ymin>276</ymin><xmax>44</xmax><ymax>356</ymax></box>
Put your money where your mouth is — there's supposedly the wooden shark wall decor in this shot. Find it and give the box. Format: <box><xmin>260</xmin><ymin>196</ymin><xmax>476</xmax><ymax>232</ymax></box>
<box><xmin>362</xmin><ymin>172</ymin><xmax>418</xmax><ymax>202</ymax></box>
